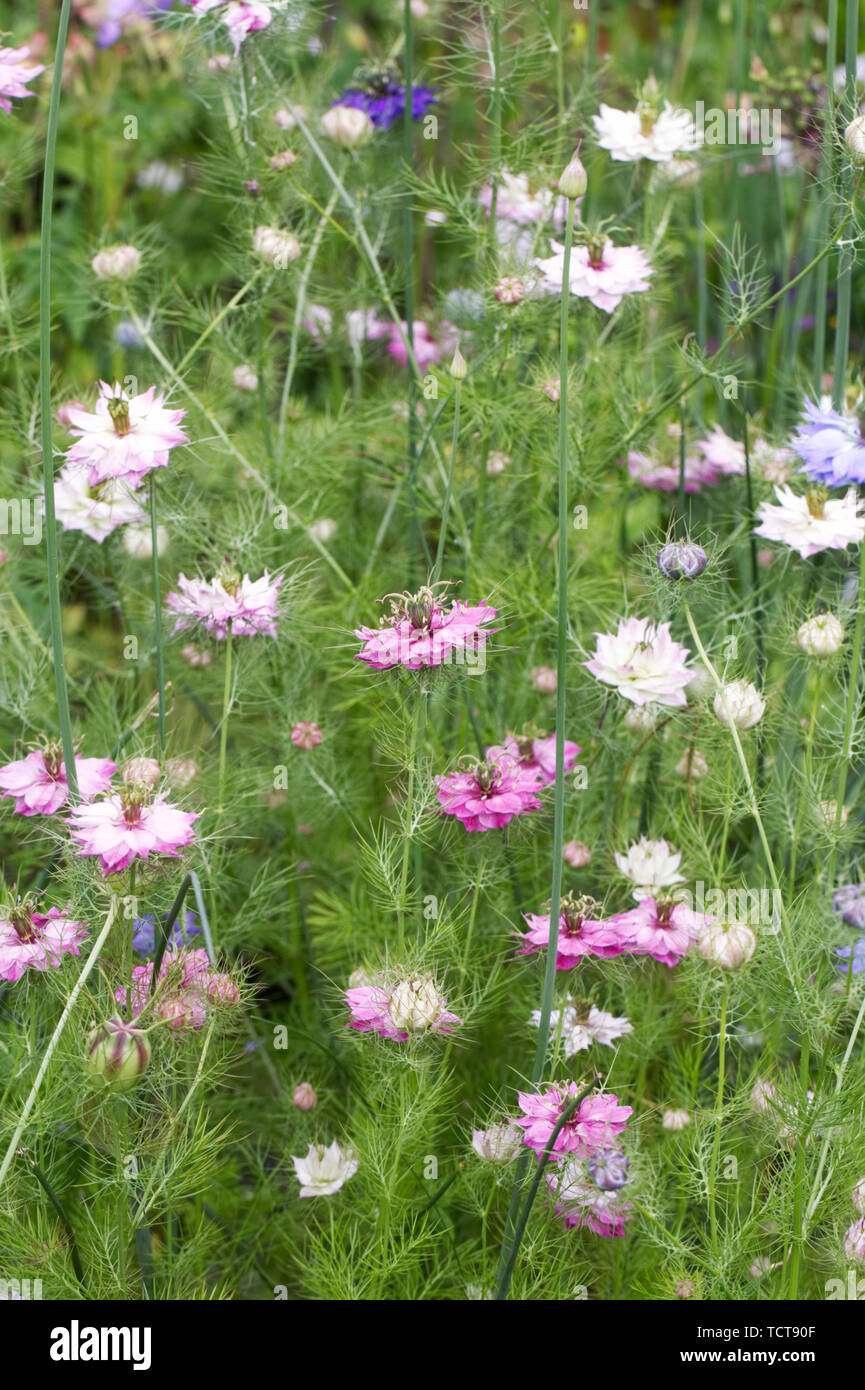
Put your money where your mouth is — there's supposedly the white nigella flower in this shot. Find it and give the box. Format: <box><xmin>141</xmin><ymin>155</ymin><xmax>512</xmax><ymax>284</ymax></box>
<box><xmin>387</xmin><ymin>975</ymin><xmax>447</xmax><ymax>1032</ymax></box>
<box><xmin>615</xmin><ymin>836</ymin><xmax>685</xmax><ymax>898</ymax></box>
<box><xmin>585</xmin><ymin>616</ymin><xmax>691</xmax><ymax>707</ymax></box>
<box><xmin>593</xmin><ymin>100</ymin><xmax>702</xmax><ymax>163</ymax></box>
<box><xmin>662</xmin><ymin>1107</ymin><xmax>691</xmax><ymax>1131</ymax></box>
<box><xmin>50</xmin><ymin>466</ymin><xmax>147</xmax><ymax>543</ymax></box>
<box><xmin>713</xmin><ymin>679</ymin><xmax>765</xmax><ymax>730</ymax></box>
<box><xmin>755</xmin><ymin>485</ymin><xmax>865</xmax><ymax>559</ymax></box>
<box><xmin>796</xmin><ymin>611</ymin><xmax>845</xmax><ymax>657</ymax></box>
<box><xmin>292</xmin><ymin>1140</ymin><xmax>358</xmax><ymax>1197</ymax></box>
<box><xmin>699</xmin><ymin>920</ymin><xmax>757</xmax><ymax>969</ymax></box>
<box><xmin>532</xmin><ymin>1000</ymin><xmax>633</xmax><ymax>1056</ymax></box>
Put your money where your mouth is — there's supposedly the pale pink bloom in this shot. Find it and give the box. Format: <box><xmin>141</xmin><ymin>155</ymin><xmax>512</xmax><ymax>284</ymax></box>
<box><xmin>606</xmin><ymin>897</ymin><xmax>705</xmax><ymax>968</ymax></box>
<box><xmin>0</xmin><ymin>904</ymin><xmax>88</xmax><ymax>984</ymax></box>
<box><xmin>166</xmin><ymin>570</ymin><xmax>282</xmax><ymax>639</ymax></box>
<box><xmin>191</xmin><ymin>0</ymin><xmax>272</xmax><ymax>52</ymax></box>
<box><xmin>546</xmin><ymin>1155</ymin><xmax>634</xmax><ymax>1237</ymax></box>
<box><xmin>478</xmin><ymin>170</ymin><xmax>569</xmax><ymax>226</ymax></box>
<box><xmin>755</xmin><ymin>485</ymin><xmax>865</xmax><ymax>558</ymax></box>
<box><xmin>593</xmin><ymin>101</ymin><xmax>701</xmax><ymax>162</ymax></box>
<box><xmin>182</xmin><ymin>643</ymin><xmax>212</xmax><ymax>667</ymax></box>
<box><xmin>117</xmin><ymin>948</ymin><xmax>237</xmax><ymax>1030</ymax></box>
<box><xmin>354</xmin><ymin>589</ymin><xmax>496</xmax><ymax>670</ymax></box>
<box><xmin>0</xmin><ymin>45</ymin><xmax>45</xmax><ymax>114</ymax></box>
<box><xmin>615</xmin><ymin>836</ymin><xmax>685</xmax><ymax>899</ymax></box>
<box><xmin>471</xmin><ymin>1123</ymin><xmax>522</xmax><ymax>1163</ymax></box>
<box><xmin>0</xmin><ymin>748</ymin><xmax>116</xmax><ymax>816</ymax></box>
<box><xmin>65</xmin><ymin>381</ymin><xmax>188</xmax><ymax>489</ymax></box>
<box><xmin>518</xmin><ymin>901</ymin><xmax>630</xmax><ymax>969</ymax></box>
<box><xmin>56</xmin><ymin>399</ymin><xmax>87</xmax><ymax>428</ymax></box>
<box><xmin>66</xmin><ymin>794</ymin><xmax>198</xmax><ymax>876</ymax></box>
<box><xmin>627</xmin><ymin>447</ymin><xmax>719</xmax><ymax>493</ymax></box>
<box><xmin>694</xmin><ymin>424</ymin><xmax>746</xmax><ymax>477</ymax></box>
<box><xmin>291</xmin><ymin>721</ymin><xmax>322</xmax><ymax>749</ymax></box>
<box><xmin>51</xmin><ymin>464</ymin><xmax>146</xmax><ymax>542</ymax></box>
<box><xmin>534</xmin><ymin>239</ymin><xmax>652</xmax><ymax>313</ymax></box>
<box><xmin>302</xmin><ymin>303</ymin><xmax>333</xmax><ymax>342</ymax></box>
<box><xmin>844</xmin><ymin>1217</ymin><xmax>865</xmax><ymax>1265</ymax></box>
<box><xmin>512</xmin><ymin>1083</ymin><xmax>632</xmax><ymax>1158</ymax></box>
<box><xmin>436</xmin><ymin>753</ymin><xmax>542</xmax><ymax>832</ymax></box>
<box><xmin>346</xmin><ymin>973</ymin><xmax>461</xmax><ymax>1041</ymax></box>
<box><xmin>369</xmin><ymin>318</ymin><xmax>456</xmax><ymax>370</ymax></box>
<box><xmin>585</xmin><ymin>616</ymin><xmax>692</xmax><ymax>707</ymax></box>
<box><xmin>531</xmin><ymin>665</ymin><xmax>557</xmax><ymax>693</ymax></box>
<box><xmin>486</xmin><ymin>732</ymin><xmax>580</xmax><ymax>788</ymax></box>
<box><xmin>563</xmin><ymin>839</ymin><xmax>591</xmax><ymax>868</ymax></box>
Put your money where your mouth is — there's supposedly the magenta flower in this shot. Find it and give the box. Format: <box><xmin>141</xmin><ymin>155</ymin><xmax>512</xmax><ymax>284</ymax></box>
<box><xmin>0</xmin><ymin>902</ymin><xmax>88</xmax><ymax>984</ymax></box>
<box><xmin>346</xmin><ymin>973</ymin><xmax>461</xmax><ymax>1040</ymax></box>
<box><xmin>117</xmin><ymin>947</ymin><xmax>238</xmax><ymax>1030</ymax></box>
<box><xmin>606</xmin><ymin>896</ymin><xmax>704</xmax><ymax>968</ymax></box>
<box><xmin>436</xmin><ymin>752</ymin><xmax>542</xmax><ymax>832</ymax></box>
<box><xmin>534</xmin><ymin>237</ymin><xmax>652</xmax><ymax>313</ymax></box>
<box><xmin>0</xmin><ymin>746</ymin><xmax>116</xmax><ymax>817</ymax></box>
<box><xmin>66</xmin><ymin>787</ymin><xmax>198</xmax><ymax>876</ymax></box>
<box><xmin>166</xmin><ymin>569</ymin><xmax>282</xmax><ymax>639</ymax></box>
<box><xmin>518</xmin><ymin>894</ymin><xmax>631</xmax><ymax>969</ymax></box>
<box><xmin>64</xmin><ymin>381</ymin><xmax>188</xmax><ymax>490</ymax></box>
<box><xmin>486</xmin><ymin>733</ymin><xmax>580</xmax><ymax>787</ymax></box>
<box><xmin>354</xmin><ymin>585</ymin><xmax>497</xmax><ymax>671</ymax></box>
<box><xmin>512</xmin><ymin>1083</ymin><xmax>633</xmax><ymax>1159</ymax></box>
<box><xmin>0</xmin><ymin>45</ymin><xmax>45</xmax><ymax>114</ymax></box>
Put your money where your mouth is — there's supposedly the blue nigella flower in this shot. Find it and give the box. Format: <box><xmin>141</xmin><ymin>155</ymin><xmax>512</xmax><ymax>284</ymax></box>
<box><xmin>132</xmin><ymin>909</ymin><xmax>200</xmax><ymax>955</ymax></box>
<box><xmin>336</xmin><ymin>81</ymin><xmax>437</xmax><ymax>132</ymax></box>
<box><xmin>832</xmin><ymin>883</ymin><xmax>865</xmax><ymax>931</ymax></box>
<box><xmin>790</xmin><ymin>399</ymin><xmax>865</xmax><ymax>486</ymax></box>
<box><xmin>835</xmin><ymin>939</ymin><xmax>865</xmax><ymax>975</ymax></box>
<box><xmin>587</xmin><ymin>1148</ymin><xmax>631</xmax><ymax>1191</ymax></box>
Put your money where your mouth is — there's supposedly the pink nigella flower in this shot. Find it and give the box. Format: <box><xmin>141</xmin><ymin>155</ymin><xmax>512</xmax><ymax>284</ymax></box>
<box><xmin>627</xmin><ymin>447</ymin><xmax>719</xmax><ymax>493</ymax></box>
<box><xmin>51</xmin><ymin>464</ymin><xmax>147</xmax><ymax>542</ymax></box>
<box><xmin>0</xmin><ymin>745</ymin><xmax>116</xmax><ymax>816</ymax></box>
<box><xmin>486</xmin><ymin>732</ymin><xmax>580</xmax><ymax>787</ymax></box>
<box><xmin>546</xmin><ymin>1154</ymin><xmax>634</xmax><ymax>1237</ymax></box>
<box><xmin>585</xmin><ymin>616</ymin><xmax>692</xmax><ymax>708</ymax></box>
<box><xmin>354</xmin><ymin>584</ymin><xmax>497</xmax><ymax>671</ymax></box>
<box><xmin>534</xmin><ymin>236</ymin><xmax>652</xmax><ymax>313</ymax></box>
<box><xmin>66</xmin><ymin>786</ymin><xmax>198</xmax><ymax>876</ymax></box>
<box><xmin>518</xmin><ymin>894</ymin><xmax>631</xmax><ymax>969</ymax></box>
<box><xmin>512</xmin><ymin>1082</ymin><xmax>633</xmax><ymax>1159</ymax></box>
<box><xmin>346</xmin><ymin>972</ymin><xmax>461</xmax><ymax>1040</ymax></box>
<box><xmin>166</xmin><ymin>568</ymin><xmax>282</xmax><ymax>639</ymax></box>
<box><xmin>0</xmin><ymin>45</ymin><xmax>45</xmax><ymax>114</ymax></box>
<box><xmin>0</xmin><ymin>901</ymin><xmax>88</xmax><ymax>984</ymax></box>
<box><xmin>117</xmin><ymin>947</ymin><xmax>239</xmax><ymax>1030</ymax></box>
<box><xmin>368</xmin><ymin>319</ymin><xmax>456</xmax><ymax>371</ymax></box>
<box><xmin>64</xmin><ymin>381</ymin><xmax>188</xmax><ymax>490</ymax></box>
<box><xmin>291</xmin><ymin>721</ymin><xmax>322</xmax><ymax>749</ymax></box>
<box><xmin>606</xmin><ymin>896</ymin><xmax>705</xmax><ymax>968</ymax></box>
<box><xmin>436</xmin><ymin>752</ymin><xmax>542</xmax><ymax>832</ymax></box>
<box><xmin>478</xmin><ymin>170</ymin><xmax>569</xmax><ymax>227</ymax></box>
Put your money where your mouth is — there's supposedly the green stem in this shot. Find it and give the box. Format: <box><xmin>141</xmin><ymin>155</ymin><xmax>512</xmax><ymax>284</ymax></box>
<box><xmin>812</xmin><ymin>0</ymin><xmax>838</xmax><ymax>392</ymax></box>
<box><xmin>832</xmin><ymin>0</ymin><xmax>859</xmax><ymax>409</ymax></box>
<box><xmin>828</xmin><ymin>535</ymin><xmax>865</xmax><ymax>883</ymax></box>
<box><xmin>708</xmin><ymin>979</ymin><xmax>728</xmax><ymax>1253</ymax></box>
<box><xmin>39</xmin><ymin>0</ymin><xmax>78</xmax><ymax>802</ymax></box>
<box><xmin>149</xmin><ymin>480</ymin><xmax>166</xmax><ymax>755</ymax></box>
<box><xmin>433</xmin><ymin>380</ymin><xmax>461</xmax><ymax>578</ymax></box>
<box><xmin>217</xmin><ymin>620</ymin><xmax>233</xmax><ymax>818</ymax></box>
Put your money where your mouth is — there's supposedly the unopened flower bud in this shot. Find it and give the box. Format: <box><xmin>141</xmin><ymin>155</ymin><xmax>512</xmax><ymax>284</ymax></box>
<box><xmin>676</xmin><ymin>1278</ymin><xmax>696</xmax><ymax>1299</ymax></box>
<box><xmin>558</xmin><ymin>151</ymin><xmax>587</xmax><ymax>201</ymax></box>
<box><xmin>253</xmin><ymin>224</ymin><xmax>301</xmax><ymax>266</ymax></box>
<box><xmin>388</xmin><ymin>975</ymin><xmax>443</xmax><ymax>1032</ymax></box>
<box><xmin>676</xmin><ymin>748</ymin><xmax>708</xmax><ymax>779</ymax></box>
<box><xmin>700</xmin><ymin>919</ymin><xmax>757</xmax><ymax>969</ymax></box>
<box><xmin>86</xmin><ymin>1016</ymin><xmax>151</xmax><ymax>1093</ymax></box>
<box><xmin>797</xmin><ymin>611</ymin><xmax>844</xmax><ymax>657</ymax></box>
<box><xmin>532</xmin><ymin>665</ymin><xmax>557</xmax><ymax>694</ymax></box>
<box><xmin>232</xmin><ymin>363</ymin><xmax>259</xmax><ymax>392</ymax></box>
<box><xmin>291</xmin><ymin>721</ymin><xmax>322</xmax><ymax>749</ymax></box>
<box><xmin>293</xmin><ymin>1082</ymin><xmax>318</xmax><ymax>1110</ymax></box>
<box><xmin>750</xmin><ymin>1079</ymin><xmax>776</xmax><ymax>1114</ymax></box>
<box><xmin>309</xmin><ymin>517</ymin><xmax>337</xmax><ymax>543</ymax></box>
<box><xmin>563</xmin><ymin>839</ymin><xmax>591</xmax><ymax>868</ymax></box>
<box><xmin>486</xmin><ymin>450</ymin><xmax>508</xmax><ymax>476</ymax></box>
<box><xmin>846</xmin><ymin>115</ymin><xmax>865</xmax><ymax>167</ymax></box>
<box><xmin>662</xmin><ymin>1107</ymin><xmax>691</xmax><ymax>1131</ymax></box>
<box><xmin>624</xmin><ymin>703</ymin><xmax>659</xmax><ymax>732</ymax></box>
<box><xmin>91</xmin><ymin>244</ymin><xmax>141</xmax><ymax>281</ymax></box>
<box><xmin>495</xmin><ymin>276</ymin><xmax>524</xmax><ymax>305</ymax></box>
<box><xmin>321</xmin><ymin>104</ymin><xmax>374</xmax><ymax>148</ymax></box>
<box><xmin>713</xmin><ymin>678</ymin><xmax>765</xmax><ymax>729</ymax></box>
<box><xmin>844</xmin><ymin>1217</ymin><xmax>865</xmax><ymax>1264</ymax></box>
<box><xmin>270</xmin><ymin>149</ymin><xmax>298</xmax><ymax>171</ymax></box>
<box><xmin>449</xmin><ymin>346</ymin><xmax>468</xmax><ymax>381</ymax></box>
<box><xmin>165</xmin><ymin>757</ymin><xmax>200</xmax><ymax>788</ymax></box>
<box><xmin>656</xmin><ymin>540</ymin><xmax>708</xmax><ymax>580</ymax></box>
<box><xmin>852</xmin><ymin>1176</ymin><xmax>865</xmax><ymax>1215</ymax></box>
<box><xmin>121</xmin><ymin>757</ymin><xmax>160</xmax><ymax>790</ymax></box>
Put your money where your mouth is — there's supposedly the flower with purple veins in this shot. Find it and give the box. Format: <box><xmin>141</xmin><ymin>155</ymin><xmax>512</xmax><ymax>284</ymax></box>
<box><xmin>835</xmin><ymin>939</ymin><xmax>865</xmax><ymax>975</ymax></box>
<box><xmin>336</xmin><ymin>70</ymin><xmax>437</xmax><ymax>132</ymax></box>
<box><xmin>132</xmin><ymin>909</ymin><xmax>201</xmax><ymax>955</ymax></box>
<box><xmin>833</xmin><ymin>883</ymin><xmax>865</xmax><ymax>930</ymax></box>
<box><xmin>790</xmin><ymin>398</ymin><xmax>865</xmax><ymax>487</ymax></box>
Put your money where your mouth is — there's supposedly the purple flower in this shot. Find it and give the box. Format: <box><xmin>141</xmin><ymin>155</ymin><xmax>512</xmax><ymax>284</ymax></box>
<box><xmin>832</xmin><ymin>883</ymin><xmax>865</xmax><ymax>931</ymax></box>
<box><xmin>336</xmin><ymin>81</ymin><xmax>437</xmax><ymax>132</ymax></box>
<box><xmin>835</xmin><ymin>939</ymin><xmax>865</xmax><ymax>975</ymax></box>
<box><xmin>92</xmin><ymin>1</ymin><xmax>173</xmax><ymax>49</ymax></box>
<box><xmin>790</xmin><ymin>399</ymin><xmax>865</xmax><ymax>486</ymax></box>
<box><xmin>132</xmin><ymin>910</ymin><xmax>201</xmax><ymax>955</ymax></box>
<box><xmin>587</xmin><ymin>1148</ymin><xmax>631</xmax><ymax>1191</ymax></box>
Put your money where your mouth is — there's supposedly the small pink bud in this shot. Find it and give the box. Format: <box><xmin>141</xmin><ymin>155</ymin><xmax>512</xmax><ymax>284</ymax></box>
<box><xmin>563</xmin><ymin>839</ymin><xmax>591</xmax><ymax>868</ymax></box>
<box><xmin>495</xmin><ymin>276</ymin><xmax>524</xmax><ymax>305</ymax></box>
<box><xmin>291</xmin><ymin>721</ymin><xmax>322</xmax><ymax>749</ymax></box>
<box><xmin>121</xmin><ymin>756</ymin><xmax>160</xmax><ymax>789</ymax></box>
<box><xmin>293</xmin><ymin>1083</ymin><xmax>318</xmax><ymax>1110</ymax></box>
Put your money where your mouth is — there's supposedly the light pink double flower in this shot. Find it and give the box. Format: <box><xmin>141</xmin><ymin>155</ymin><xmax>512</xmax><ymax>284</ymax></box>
<box><xmin>0</xmin><ymin>747</ymin><xmax>116</xmax><ymax>817</ymax></box>
<box><xmin>64</xmin><ymin>381</ymin><xmax>188</xmax><ymax>491</ymax></box>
